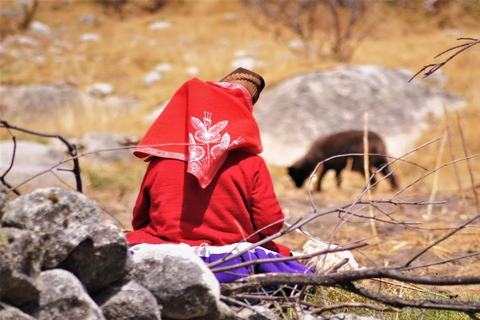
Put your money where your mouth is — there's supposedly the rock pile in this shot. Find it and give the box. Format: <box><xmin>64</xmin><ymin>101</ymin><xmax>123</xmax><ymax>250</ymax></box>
<box><xmin>0</xmin><ymin>187</ymin><xmax>234</xmax><ymax>320</ymax></box>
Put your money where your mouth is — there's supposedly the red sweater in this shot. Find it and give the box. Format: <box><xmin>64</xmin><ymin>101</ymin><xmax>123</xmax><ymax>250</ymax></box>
<box><xmin>126</xmin><ymin>151</ymin><xmax>290</xmax><ymax>256</ymax></box>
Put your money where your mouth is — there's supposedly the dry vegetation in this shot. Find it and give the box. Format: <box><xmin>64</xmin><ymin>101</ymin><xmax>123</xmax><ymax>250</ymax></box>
<box><xmin>1</xmin><ymin>0</ymin><xmax>480</xmax><ymax>318</ymax></box>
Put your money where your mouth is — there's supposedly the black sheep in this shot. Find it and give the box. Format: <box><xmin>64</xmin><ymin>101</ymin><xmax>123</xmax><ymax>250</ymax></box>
<box><xmin>287</xmin><ymin>130</ymin><xmax>398</xmax><ymax>192</ymax></box>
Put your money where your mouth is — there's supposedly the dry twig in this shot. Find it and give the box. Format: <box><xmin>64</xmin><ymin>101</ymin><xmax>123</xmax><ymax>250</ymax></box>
<box><xmin>409</xmin><ymin>37</ymin><xmax>480</xmax><ymax>82</ymax></box>
<box><xmin>0</xmin><ymin>120</ymin><xmax>83</xmax><ymax>193</ymax></box>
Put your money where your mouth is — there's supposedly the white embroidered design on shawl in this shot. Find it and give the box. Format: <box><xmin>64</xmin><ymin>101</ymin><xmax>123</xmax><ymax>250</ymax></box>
<box><xmin>135</xmin><ymin>147</ymin><xmax>187</xmax><ymax>161</ymax></box>
<box><xmin>188</xmin><ymin>111</ymin><xmax>245</xmax><ymax>184</ymax></box>
<box><xmin>214</xmin><ymin>81</ymin><xmax>252</xmax><ymax>106</ymax></box>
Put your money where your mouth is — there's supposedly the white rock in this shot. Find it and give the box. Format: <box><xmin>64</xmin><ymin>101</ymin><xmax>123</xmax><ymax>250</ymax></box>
<box><xmin>144</xmin><ymin>71</ymin><xmax>162</xmax><ymax>87</ymax></box>
<box><xmin>155</xmin><ymin>62</ymin><xmax>173</xmax><ymax>72</ymax></box>
<box><xmin>230</xmin><ymin>57</ymin><xmax>256</xmax><ymax>70</ymax></box>
<box><xmin>15</xmin><ymin>35</ymin><xmax>40</xmax><ymax>47</ymax></box>
<box><xmin>223</xmin><ymin>13</ymin><xmax>238</xmax><ymax>21</ymax></box>
<box><xmin>29</xmin><ymin>21</ymin><xmax>50</xmax><ymax>34</ymax></box>
<box><xmin>185</xmin><ymin>66</ymin><xmax>199</xmax><ymax>76</ymax></box>
<box><xmin>148</xmin><ymin>20</ymin><xmax>172</xmax><ymax>30</ymax></box>
<box><xmin>287</xmin><ymin>40</ymin><xmax>304</xmax><ymax>50</ymax></box>
<box><xmin>86</xmin><ymin>82</ymin><xmax>114</xmax><ymax>97</ymax></box>
<box><xmin>234</xmin><ymin>49</ymin><xmax>249</xmax><ymax>57</ymax></box>
<box><xmin>79</xmin><ymin>33</ymin><xmax>101</xmax><ymax>42</ymax></box>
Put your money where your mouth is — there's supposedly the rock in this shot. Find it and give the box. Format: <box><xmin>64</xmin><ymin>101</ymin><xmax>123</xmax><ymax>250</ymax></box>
<box><xmin>2</xmin><ymin>188</ymin><xmax>101</xmax><ymax>269</ymax></box>
<box><xmin>144</xmin><ymin>71</ymin><xmax>162</xmax><ymax>87</ymax></box>
<box><xmin>22</xmin><ymin>269</ymin><xmax>106</xmax><ymax>320</ymax></box>
<box><xmin>230</xmin><ymin>57</ymin><xmax>258</xmax><ymax>70</ymax></box>
<box><xmin>148</xmin><ymin>20</ymin><xmax>172</xmax><ymax>30</ymax></box>
<box><xmin>0</xmin><ymin>85</ymin><xmax>139</xmax><ymax>122</ymax></box>
<box><xmin>0</xmin><ymin>85</ymin><xmax>84</xmax><ymax>121</ymax></box>
<box><xmin>92</xmin><ymin>280</ymin><xmax>161</xmax><ymax>320</ymax></box>
<box><xmin>79</xmin><ymin>33</ymin><xmax>101</xmax><ymax>42</ymax></box>
<box><xmin>28</xmin><ymin>21</ymin><xmax>50</xmax><ymax>35</ymax></box>
<box><xmin>2</xmin><ymin>35</ymin><xmax>40</xmax><ymax>47</ymax></box>
<box><xmin>59</xmin><ymin>223</ymin><xmax>131</xmax><ymax>293</ymax></box>
<box><xmin>0</xmin><ymin>182</ymin><xmax>7</xmax><ymax>213</ymax></box>
<box><xmin>0</xmin><ymin>228</ymin><xmax>43</xmax><ymax>306</ymax></box>
<box><xmin>254</xmin><ymin>65</ymin><xmax>467</xmax><ymax>166</ymax></box>
<box><xmin>78</xmin><ymin>14</ymin><xmax>97</xmax><ymax>25</ymax></box>
<box><xmin>155</xmin><ymin>62</ymin><xmax>173</xmax><ymax>72</ymax></box>
<box><xmin>0</xmin><ymin>301</ymin><xmax>36</xmax><ymax>320</ymax></box>
<box><xmin>87</xmin><ymin>82</ymin><xmax>114</xmax><ymax>98</ymax></box>
<box><xmin>287</xmin><ymin>40</ymin><xmax>304</xmax><ymax>50</ymax></box>
<box><xmin>185</xmin><ymin>66</ymin><xmax>199</xmax><ymax>76</ymax></box>
<box><xmin>0</xmin><ymin>227</ymin><xmax>44</xmax><ymax>279</ymax></box>
<box><xmin>236</xmin><ymin>305</ymin><xmax>281</xmax><ymax>320</ymax></box>
<box><xmin>128</xmin><ymin>243</ymin><xmax>220</xmax><ymax>319</ymax></box>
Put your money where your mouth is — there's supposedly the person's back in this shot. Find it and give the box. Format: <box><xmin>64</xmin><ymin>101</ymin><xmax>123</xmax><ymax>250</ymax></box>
<box><xmin>126</xmin><ymin>151</ymin><xmax>288</xmax><ymax>254</ymax></box>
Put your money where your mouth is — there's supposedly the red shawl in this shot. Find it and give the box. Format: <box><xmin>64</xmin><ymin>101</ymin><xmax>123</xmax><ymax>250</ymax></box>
<box><xmin>134</xmin><ymin>78</ymin><xmax>263</xmax><ymax>188</ymax></box>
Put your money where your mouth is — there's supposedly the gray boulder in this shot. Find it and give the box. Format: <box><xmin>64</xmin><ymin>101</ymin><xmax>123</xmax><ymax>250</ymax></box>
<box><xmin>0</xmin><ymin>302</ymin><xmax>36</xmax><ymax>320</ymax></box>
<box><xmin>0</xmin><ymin>228</ymin><xmax>43</xmax><ymax>306</ymax></box>
<box><xmin>254</xmin><ymin>65</ymin><xmax>467</xmax><ymax>166</ymax></box>
<box><xmin>92</xmin><ymin>280</ymin><xmax>161</xmax><ymax>320</ymax></box>
<box><xmin>22</xmin><ymin>269</ymin><xmax>106</xmax><ymax>320</ymax></box>
<box><xmin>59</xmin><ymin>223</ymin><xmax>131</xmax><ymax>293</ymax></box>
<box><xmin>236</xmin><ymin>305</ymin><xmax>281</xmax><ymax>320</ymax></box>
<box><xmin>2</xmin><ymin>188</ymin><xmax>101</xmax><ymax>269</ymax></box>
<box><xmin>128</xmin><ymin>243</ymin><xmax>220</xmax><ymax>319</ymax></box>
<box><xmin>190</xmin><ymin>300</ymin><xmax>237</xmax><ymax>320</ymax></box>
<box><xmin>0</xmin><ymin>85</ymin><xmax>139</xmax><ymax>122</ymax></box>
<box><xmin>0</xmin><ymin>85</ymin><xmax>84</xmax><ymax>121</ymax></box>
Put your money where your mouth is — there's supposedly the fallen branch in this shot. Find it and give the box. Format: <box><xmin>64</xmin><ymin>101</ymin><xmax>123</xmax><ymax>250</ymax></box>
<box><xmin>222</xmin><ymin>268</ymin><xmax>480</xmax><ymax>314</ymax></box>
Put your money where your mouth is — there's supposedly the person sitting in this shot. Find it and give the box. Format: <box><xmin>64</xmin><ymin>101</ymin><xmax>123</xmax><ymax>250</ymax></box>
<box><xmin>126</xmin><ymin>67</ymin><xmax>313</xmax><ymax>283</ymax></box>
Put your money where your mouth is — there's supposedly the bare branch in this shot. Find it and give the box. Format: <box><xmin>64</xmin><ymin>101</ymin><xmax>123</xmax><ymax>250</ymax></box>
<box><xmin>455</xmin><ymin>110</ymin><xmax>480</xmax><ymax>214</ymax></box>
<box><xmin>0</xmin><ymin>135</ymin><xmax>21</xmax><ymax>195</ymax></box>
<box><xmin>404</xmin><ymin>213</ymin><xmax>480</xmax><ymax>267</ymax></box>
<box><xmin>0</xmin><ymin>121</ymin><xmax>83</xmax><ymax>193</ymax></box>
<box><xmin>339</xmin><ymin>281</ymin><xmax>480</xmax><ymax>313</ymax></box>
<box><xmin>409</xmin><ymin>38</ymin><xmax>480</xmax><ymax>82</ymax></box>
<box><xmin>222</xmin><ymin>268</ymin><xmax>480</xmax><ymax>313</ymax></box>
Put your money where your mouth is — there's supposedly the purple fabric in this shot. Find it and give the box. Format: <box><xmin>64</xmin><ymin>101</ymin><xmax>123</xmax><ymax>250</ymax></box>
<box><xmin>203</xmin><ymin>247</ymin><xmax>314</xmax><ymax>283</ymax></box>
